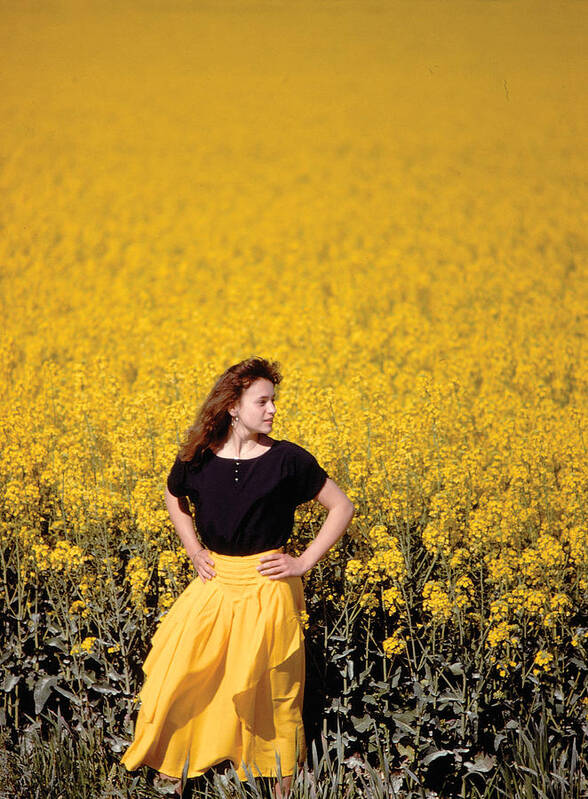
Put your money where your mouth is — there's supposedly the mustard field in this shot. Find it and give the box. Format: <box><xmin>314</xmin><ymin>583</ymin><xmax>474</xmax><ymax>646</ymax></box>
<box><xmin>1</xmin><ymin>1</ymin><xmax>586</xmax><ymax>795</ymax></box>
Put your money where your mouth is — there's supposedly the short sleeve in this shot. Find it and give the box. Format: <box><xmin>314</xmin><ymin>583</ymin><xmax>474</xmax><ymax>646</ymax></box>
<box><xmin>166</xmin><ymin>454</ymin><xmax>187</xmax><ymax>498</ymax></box>
<box><xmin>292</xmin><ymin>447</ymin><xmax>329</xmax><ymax>506</ymax></box>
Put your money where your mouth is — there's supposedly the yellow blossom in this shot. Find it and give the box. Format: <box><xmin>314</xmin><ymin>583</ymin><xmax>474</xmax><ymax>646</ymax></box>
<box><xmin>70</xmin><ymin>636</ymin><xmax>97</xmax><ymax>656</ymax></box>
<box><xmin>422</xmin><ymin>524</ymin><xmax>450</xmax><ymax>555</ymax></box>
<box><xmin>382</xmin><ymin>585</ymin><xmax>404</xmax><ymax>614</ymax></box>
<box><xmin>125</xmin><ymin>556</ymin><xmax>150</xmax><ymax>608</ymax></box>
<box><xmin>422</xmin><ymin>581</ymin><xmax>452</xmax><ymax>624</ymax></box>
<box><xmin>449</xmin><ymin>548</ymin><xmax>470</xmax><ymax>570</ymax></box>
<box><xmin>68</xmin><ymin>599</ymin><xmax>89</xmax><ymax>618</ymax></box>
<box><xmin>382</xmin><ymin>630</ymin><xmax>406</xmax><ymax>657</ymax></box>
<box><xmin>295</xmin><ymin>609</ymin><xmax>310</xmax><ymax>630</ymax></box>
<box><xmin>345</xmin><ymin>559</ymin><xmax>363</xmax><ymax>585</ymax></box>
<box><xmin>487</xmin><ymin>621</ymin><xmax>517</xmax><ymax>649</ymax></box>
<box><xmin>532</xmin><ymin>650</ymin><xmax>554</xmax><ymax>675</ymax></box>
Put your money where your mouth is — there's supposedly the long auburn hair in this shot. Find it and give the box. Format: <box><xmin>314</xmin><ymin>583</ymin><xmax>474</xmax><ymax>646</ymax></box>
<box><xmin>177</xmin><ymin>356</ymin><xmax>282</xmax><ymax>466</ymax></box>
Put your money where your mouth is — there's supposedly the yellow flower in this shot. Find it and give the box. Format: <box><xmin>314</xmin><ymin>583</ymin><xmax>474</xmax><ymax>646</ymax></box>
<box><xmin>422</xmin><ymin>581</ymin><xmax>452</xmax><ymax>624</ymax></box>
<box><xmin>536</xmin><ymin>534</ymin><xmax>565</xmax><ymax>570</ymax></box>
<box><xmin>449</xmin><ymin>548</ymin><xmax>470</xmax><ymax>570</ymax></box>
<box><xmin>382</xmin><ymin>585</ymin><xmax>404</xmax><ymax>614</ymax></box>
<box><xmin>489</xmin><ymin>598</ymin><xmax>510</xmax><ymax>623</ymax></box>
<box><xmin>422</xmin><ymin>523</ymin><xmax>450</xmax><ymax>555</ymax></box>
<box><xmin>31</xmin><ymin>542</ymin><xmax>51</xmax><ymax>572</ymax></box>
<box><xmin>549</xmin><ymin>592</ymin><xmax>572</xmax><ymax>616</ymax></box>
<box><xmin>532</xmin><ymin>650</ymin><xmax>554</xmax><ymax>675</ymax></box>
<box><xmin>77</xmin><ymin>576</ymin><xmax>95</xmax><ymax>599</ymax></box>
<box><xmin>495</xmin><ymin>658</ymin><xmax>518</xmax><ymax>678</ymax></box>
<box><xmin>125</xmin><ymin>555</ymin><xmax>150</xmax><ymax>607</ymax></box>
<box><xmin>518</xmin><ymin>549</ymin><xmax>543</xmax><ymax>585</ymax></box>
<box><xmin>158</xmin><ymin>591</ymin><xmax>176</xmax><ymax>611</ymax></box>
<box><xmin>48</xmin><ymin>540</ymin><xmax>91</xmax><ymax>573</ymax></box>
<box><xmin>295</xmin><ymin>609</ymin><xmax>309</xmax><ymax>630</ymax></box>
<box><xmin>382</xmin><ymin>631</ymin><xmax>406</xmax><ymax>657</ymax></box>
<box><xmin>158</xmin><ymin>549</ymin><xmax>182</xmax><ymax>577</ymax></box>
<box><xmin>523</xmin><ymin>589</ymin><xmax>548</xmax><ymax>617</ymax></box>
<box><xmin>454</xmin><ymin>575</ymin><xmax>474</xmax><ymax>608</ymax></box>
<box><xmin>486</xmin><ymin>550</ymin><xmax>517</xmax><ymax>584</ymax></box>
<box><xmin>368</xmin><ymin>524</ymin><xmax>388</xmax><ymax>544</ymax></box>
<box><xmin>68</xmin><ymin>599</ymin><xmax>87</xmax><ymax>616</ymax></box>
<box><xmin>70</xmin><ymin>636</ymin><xmax>97</xmax><ymax>656</ymax></box>
<box><xmin>487</xmin><ymin>621</ymin><xmax>516</xmax><ymax>648</ymax></box>
<box><xmin>344</xmin><ymin>559</ymin><xmax>363</xmax><ymax>585</ymax></box>
<box><xmin>358</xmin><ymin>593</ymin><xmax>379</xmax><ymax>611</ymax></box>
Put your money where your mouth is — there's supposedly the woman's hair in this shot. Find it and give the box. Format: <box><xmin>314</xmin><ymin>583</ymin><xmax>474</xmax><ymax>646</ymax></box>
<box><xmin>177</xmin><ymin>356</ymin><xmax>282</xmax><ymax>465</ymax></box>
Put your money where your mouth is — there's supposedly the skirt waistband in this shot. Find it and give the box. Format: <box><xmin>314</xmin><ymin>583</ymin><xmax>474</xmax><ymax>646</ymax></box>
<box><xmin>206</xmin><ymin>547</ymin><xmax>285</xmax><ymax>585</ymax></box>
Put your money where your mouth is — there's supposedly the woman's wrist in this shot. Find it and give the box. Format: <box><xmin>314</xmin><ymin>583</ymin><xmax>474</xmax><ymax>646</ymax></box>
<box><xmin>298</xmin><ymin>550</ymin><xmax>316</xmax><ymax>574</ymax></box>
<box><xmin>187</xmin><ymin>544</ymin><xmax>204</xmax><ymax>562</ymax></box>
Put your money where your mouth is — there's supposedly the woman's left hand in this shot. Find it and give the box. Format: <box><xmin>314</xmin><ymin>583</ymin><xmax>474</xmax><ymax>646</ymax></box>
<box><xmin>257</xmin><ymin>552</ymin><xmax>306</xmax><ymax>579</ymax></box>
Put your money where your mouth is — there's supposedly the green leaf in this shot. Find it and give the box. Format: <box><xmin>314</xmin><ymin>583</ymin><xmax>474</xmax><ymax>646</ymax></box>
<box><xmin>1</xmin><ymin>674</ymin><xmax>20</xmax><ymax>692</ymax></box>
<box><xmin>90</xmin><ymin>680</ymin><xmax>118</xmax><ymax>695</ymax></box>
<box><xmin>422</xmin><ymin>749</ymin><xmax>453</xmax><ymax>766</ymax></box>
<box><xmin>392</xmin><ymin>713</ymin><xmax>417</xmax><ymax>736</ymax></box>
<box><xmin>351</xmin><ymin>714</ymin><xmax>373</xmax><ymax>733</ymax></box>
<box><xmin>390</xmin><ymin>667</ymin><xmax>401</xmax><ymax>688</ymax></box>
<box><xmin>34</xmin><ymin>675</ymin><xmax>59</xmax><ymax>714</ymax></box>
<box><xmin>46</xmin><ymin>636</ymin><xmax>69</xmax><ymax>653</ymax></box>
<box><xmin>396</xmin><ymin>743</ymin><xmax>415</xmax><ymax>761</ymax></box>
<box><xmin>464</xmin><ymin>753</ymin><xmax>496</xmax><ymax>773</ymax></box>
<box><xmin>54</xmin><ymin>684</ymin><xmax>82</xmax><ymax>705</ymax></box>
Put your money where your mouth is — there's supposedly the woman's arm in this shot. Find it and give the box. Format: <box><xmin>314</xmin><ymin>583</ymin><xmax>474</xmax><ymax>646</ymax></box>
<box><xmin>258</xmin><ymin>478</ymin><xmax>355</xmax><ymax>579</ymax></box>
<box><xmin>165</xmin><ymin>487</ymin><xmax>217</xmax><ymax>582</ymax></box>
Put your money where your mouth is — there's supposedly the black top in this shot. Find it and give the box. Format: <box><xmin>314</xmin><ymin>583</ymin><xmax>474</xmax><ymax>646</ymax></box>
<box><xmin>166</xmin><ymin>439</ymin><xmax>329</xmax><ymax>555</ymax></box>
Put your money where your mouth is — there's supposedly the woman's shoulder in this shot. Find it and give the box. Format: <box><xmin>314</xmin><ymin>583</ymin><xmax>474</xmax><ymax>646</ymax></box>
<box><xmin>180</xmin><ymin>446</ymin><xmax>214</xmax><ymax>473</ymax></box>
<box><xmin>276</xmin><ymin>439</ymin><xmax>319</xmax><ymax>461</ymax></box>
<box><xmin>275</xmin><ymin>438</ymin><xmax>302</xmax><ymax>452</ymax></box>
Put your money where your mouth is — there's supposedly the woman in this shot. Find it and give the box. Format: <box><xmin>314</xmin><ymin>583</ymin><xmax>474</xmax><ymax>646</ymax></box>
<box><xmin>121</xmin><ymin>356</ymin><xmax>355</xmax><ymax>798</ymax></box>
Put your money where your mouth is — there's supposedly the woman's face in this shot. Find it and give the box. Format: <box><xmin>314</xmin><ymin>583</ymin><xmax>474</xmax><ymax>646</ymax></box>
<box><xmin>233</xmin><ymin>378</ymin><xmax>276</xmax><ymax>434</ymax></box>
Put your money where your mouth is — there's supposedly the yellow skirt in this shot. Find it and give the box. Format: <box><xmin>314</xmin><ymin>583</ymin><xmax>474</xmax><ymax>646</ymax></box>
<box><xmin>120</xmin><ymin>547</ymin><xmax>307</xmax><ymax>781</ymax></box>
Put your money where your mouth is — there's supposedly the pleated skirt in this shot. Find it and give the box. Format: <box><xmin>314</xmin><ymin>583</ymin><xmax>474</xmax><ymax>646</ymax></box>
<box><xmin>120</xmin><ymin>547</ymin><xmax>307</xmax><ymax>781</ymax></box>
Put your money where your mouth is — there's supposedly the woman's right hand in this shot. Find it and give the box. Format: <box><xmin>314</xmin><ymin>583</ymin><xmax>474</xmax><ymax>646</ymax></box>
<box><xmin>191</xmin><ymin>549</ymin><xmax>216</xmax><ymax>583</ymax></box>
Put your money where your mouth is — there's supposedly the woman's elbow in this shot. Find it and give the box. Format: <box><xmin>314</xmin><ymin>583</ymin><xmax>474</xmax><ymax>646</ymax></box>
<box><xmin>343</xmin><ymin>499</ymin><xmax>355</xmax><ymax>519</ymax></box>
